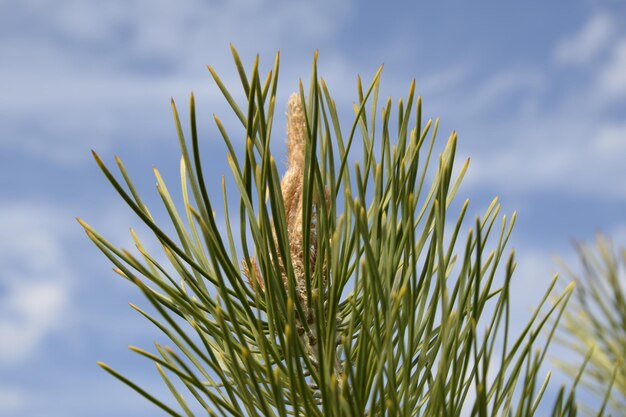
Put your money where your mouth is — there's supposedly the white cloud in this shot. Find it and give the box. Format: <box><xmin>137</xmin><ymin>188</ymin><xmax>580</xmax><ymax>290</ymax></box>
<box><xmin>468</xmin><ymin>69</ymin><xmax>544</xmax><ymax>115</ymax></box>
<box><xmin>460</xmin><ymin>62</ymin><xmax>626</xmax><ymax>200</ymax></box>
<box><xmin>465</xmin><ymin>117</ymin><xmax>626</xmax><ymax>200</ymax></box>
<box><xmin>0</xmin><ymin>385</ymin><xmax>25</xmax><ymax>414</ymax></box>
<box><xmin>0</xmin><ymin>203</ymin><xmax>74</xmax><ymax>366</ymax></box>
<box><xmin>414</xmin><ymin>65</ymin><xmax>470</xmax><ymax>98</ymax></box>
<box><xmin>605</xmin><ymin>222</ymin><xmax>626</xmax><ymax>246</ymax></box>
<box><xmin>512</xmin><ymin>249</ymin><xmax>562</xmax><ymax>307</ymax></box>
<box><xmin>0</xmin><ymin>282</ymin><xmax>67</xmax><ymax>364</ymax></box>
<box><xmin>555</xmin><ymin>13</ymin><xmax>614</xmax><ymax>65</ymax></box>
<box><xmin>597</xmin><ymin>38</ymin><xmax>626</xmax><ymax>99</ymax></box>
<box><xmin>592</xmin><ymin>122</ymin><xmax>626</xmax><ymax>157</ymax></box>
<box><xmin>552</xmin><ymin>12</ymin><xmax>626</xmax><ymax>103</ymax></box>
<box><xmin>15</xmin><ymin>0</ymin><xmax>351</xmax><ymax>55</ymax></box>
<box><xmin>0</xmin><ymin>0</ymin><xmax>355</xmax><ymax>164</ymax></box>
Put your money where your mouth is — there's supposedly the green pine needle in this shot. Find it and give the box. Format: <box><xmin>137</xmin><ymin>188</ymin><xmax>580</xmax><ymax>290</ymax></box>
<box><xmin>81</xmin><ymin>48</ymin><xmax>592</xmax><ymax>417</ymax></box>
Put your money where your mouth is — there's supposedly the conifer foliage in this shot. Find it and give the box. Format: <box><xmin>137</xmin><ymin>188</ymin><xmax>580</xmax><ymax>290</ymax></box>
<box><xmin>556</xmin><ymin>235</ymin><xmax>626</xmax><ymax>414</ymax></box>
<box><xmin>80</xmin><ymin>48</ymin><xmax>591</xmax><ymax>416</ymax></box>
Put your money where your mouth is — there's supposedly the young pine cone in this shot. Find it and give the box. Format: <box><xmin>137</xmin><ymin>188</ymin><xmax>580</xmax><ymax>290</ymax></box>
<box><xmin>243</xmin><ymin>94</ymin><xmax>342</xmax><ymax>394</ymax></box>
<box><xmin>243</xmin><ymin>92</ymin><xmax>329</xmax><ymax>316</ymax></box>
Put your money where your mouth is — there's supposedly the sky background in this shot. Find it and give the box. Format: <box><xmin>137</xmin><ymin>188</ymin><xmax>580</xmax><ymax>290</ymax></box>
<box><xmin>1</xmin><ymin>1</ymin><xmax>626</xmax><ymax>415</ymax></box>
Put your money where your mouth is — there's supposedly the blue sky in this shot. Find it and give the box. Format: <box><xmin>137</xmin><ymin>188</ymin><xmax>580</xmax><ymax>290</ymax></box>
<box><xmin>1</xmin><ymin>1</ymin><xmax>626</xmax><ymax>415</ymax></box>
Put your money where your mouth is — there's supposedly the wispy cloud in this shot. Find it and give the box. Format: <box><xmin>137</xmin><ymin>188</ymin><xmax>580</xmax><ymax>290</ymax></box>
<box><xmin>457</xmin><ymin>11</ymin><xmax>626</xmax><ymax>201</ymax></box>
<box><xmin>596</xmin><ymin>38</ymin><xmax>626</xmax><ymax>100</ymax></box>
<box><xmin>554</xmin><ymin>13</ymin><xmax>614</xmax><ymax>65</ymax></box>
<box><xmin>0</xmin><ymin>203</ymin><xmax>74</xmax><ymax>366</ymax></box>
<box><xmin>3</xmin><ymin>3</ymin><xmax>626</xmax><ymax>416</ymax></box>
<box><xmin>0</xmin><ymin>385</ymin><xmax>25</xmax><ymax>415</ymax></box>
<box><xmin>605</xmin><ymin>222</ymin><xmax>626</xmax><ymax>247</ymax></box>
<box><xmin>552</xmin><ymin>11</ymin><xmax>626</xmax><ymax>102</ymax></box>
<box><xmin>593</xmin><ymin>122</ymin><xmax>626</xmax><ymax>157</ymax></box>
<box><xmin>466</xmin><ymin>68</ymin><xmax>545</xmax><ymax>115</ymax></box>
<box><xmin>0</xmin><ymin>0</ymin><xmax>355</xmax><ymax>164</ymax></box>
<box><xmin>465</xmin><ymin>114</ymin><xmax>626</xmax><ymax>199</ymax></box>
